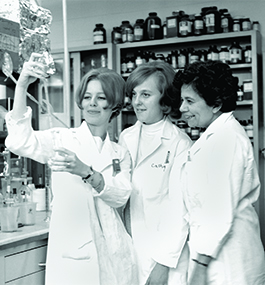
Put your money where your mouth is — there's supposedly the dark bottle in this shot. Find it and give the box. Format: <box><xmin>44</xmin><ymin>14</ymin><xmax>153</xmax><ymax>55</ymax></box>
<box><xmin>204</xmin><ymin>6</ymin><xmax>221</xmax><ymax>34</ymax></box>
<box><xmin>121</xmin><ymin>21</ymin><xmax>134</xmax><ymax>43</ymax></box>
<box><xmin>178</xmin><ymin>49</ymin><xmax>187</xmax><ymax>69</ymax></box>
<box><xmin>233</xmin><ymin>18</ymin><xmax>241</xmax><ymax>32</ymax></box>
<box><xmin>111</xmin><ymin>26</ymin><xmax>122</xmax><ymax>44</ymax></box>
<box><xmin>219</xmin><ymin>46</ymin><xmax>230</xmax><ymax>63</ymax></box>
<box><xmin>126</xmin><ymin>56</ymin><xmax>135</xmax><ymax>73</ymax></box>
<box><xmin>207</xmin><ymin>45</ymin><xmax>219</xmax><ymax>61</ymax></box>
<box><xmin>148</xmin><ymin>51</ymin><xmax>157</xmax><ymax>62</ymax></box>
<box><xmin>93</xmin><ymin>23</ymin><xmax>106</xmax><ymax>44</ymax></box>
<box><xmin>194</xmin><ymin>13</ymin><xmax>204</xmax><ymax>35</ymax></box>
<box><xmin>242</xmin><ymin>17</ymin><xmax>252</xmax><ymax>31</ymax></box>
<box><xmin>179</xmin><ymin>14</ymin><xmax>192</xmax><ymax>37</ymax></box>
<box><xmin>221</xmin><ymin>12</ymin><xmax>233</xmax><ymax>33</ymax></box>
<box><xmin>244</xmin><ymin>45</ymin><xmax>252</xmax><ymax>63</ymax></box>
<box><xmin>145</xmin><ymin>12</ymin><xmax>163</xmax><ymax>40</ymax></box>
<box><xmin>135</xmin><ymin>50</ymin><xmax>144</xmax><ymax>67</ymax></box>
<box><xmin>121</xmin><ymin>57</ymin><xmax>128</xmax><ymax>74</ymax></box>
<box><xmin>229</xmin><ymin>41</ymin><xmax>242</xmax><ymax>64</ymax></box>
<box><xmin>190</xmin><ymin>50</ymin><xmax>199</xmax><ymax>64</ymax></box>
<box><xmin>134</xmin><ymin>19</ymin><xmax>145</xmax><ymax>41</ymax></box>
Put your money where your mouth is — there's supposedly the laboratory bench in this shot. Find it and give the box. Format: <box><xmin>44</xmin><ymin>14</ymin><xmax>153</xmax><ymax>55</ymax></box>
<box><xmin>0</xmin><ymin>211</ymin><xmax>49</xmax><ymax>285</ymax></box>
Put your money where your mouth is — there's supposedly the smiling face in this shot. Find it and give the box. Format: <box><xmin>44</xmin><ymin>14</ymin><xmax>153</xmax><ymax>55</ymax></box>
<box><xmin>131</xmin><ymin>74</ymin><xmax>164</xmax><ymax>125</ymax></box>
<box><xmin>180</xmin><ymin>84</ymin><xmax>222</xmax><ymax>128</ymax></box>
<box><xmin>81</xmin><ymin>79</ymin><xmax>112</xmax><ymax>129</ymax></box>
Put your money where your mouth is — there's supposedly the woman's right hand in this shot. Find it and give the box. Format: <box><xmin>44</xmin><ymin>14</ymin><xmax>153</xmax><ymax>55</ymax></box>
<box><xmin>18</xmin><ymin>52</ymin><xmax>49</xmax><ymax>87</ymax></box>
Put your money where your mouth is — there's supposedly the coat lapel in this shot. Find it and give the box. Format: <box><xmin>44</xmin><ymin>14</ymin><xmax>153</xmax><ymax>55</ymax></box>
<box><xmin>74</xmin><ymin>122</ymin><xmax>116</xmax><ymax>172</ymax></box>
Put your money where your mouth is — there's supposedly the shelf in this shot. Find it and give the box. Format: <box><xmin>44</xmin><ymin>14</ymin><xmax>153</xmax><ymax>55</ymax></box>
<box><xmin>237</xmin><ymin>100</ymin><xmax>253</xmax><ymax>106</ymax></box>
<box><xmin>116</xmin><ymin>30</ymin><xmax>255</xmax><ymax>50</ymax></box>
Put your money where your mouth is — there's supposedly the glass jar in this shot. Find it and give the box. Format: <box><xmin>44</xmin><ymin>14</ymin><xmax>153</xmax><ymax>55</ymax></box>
<box><xmin>221</xmin><ymin>12</ymin><xmax>233</xmax><ymax>33</ymax></box>
<box><xmin>121</xmin><ymin>21</ymin><xmax>134</xmax><ymax>43</ymax></box>
<box><xmin>244</xmin><ymin>45</ymin><xmax>252</xmax><ymax>63</ymax></box>
<box><xmin>242</xmin><ymin>17</ymin><xmax>252</xmax><ymax>31</ymax></box>
<box><xmin>134</xmin><ymin>19</ymin><xmax>144</xmax><ymax>41</ymax></box>
<box><xmin>233</xmin><ymin>18</ymin><xmax>241</xmax><ymax>32</ymax></box>
<box><xmin>111</xmin><ymin>26</ymin><xmax>122</xmax><ymax>44</ymax></box>
<box><xmin>207</xmin><ymin>45</ymin><xmax>219</xmax><ymax>61</ymax></box>
<box><xmin>145</xmin><ymin>12</ymin><xmax>163</xmax><ymax>40</ymax></box>
<box><xmin>204</xmin><ymin>6</ymin><xmax>221</xmax><ymax>34</ymax></box>
<box><xmin>93</xmin><ymin>23</ymin><xmax>106</xmax><ymax>44</ymax></box>
<box><xmin>219</xmin><ymin>46</ymin><xmax>230</xmax><ymax>63</ymax></box>
<box><xmin>179</xmin><ymin>14</ymin><xmax>192</xmax><ymax>37</ymax></box>
<box><xmin>178</xmin><ymin>49</ymin><xmax>187</xmax><ymax>68</ymax></box>
<box><xmin>194</xmin><ymin>13</ymin><xmax>204</xmax><ymax>35</ymax></box>
<box><xmin>121</xmin><ymin>57</ymin><xmax>128</xmax><ymax>74</ymax></box>
<box><xmin>253</xmin><ymin>21</ymin><xmax>260</xmax><ymax>31</ymax></box>
<box><xmin>229</xmin><ymin>41</ymin><xmax>242</xmax><ymax>63</ymax></box>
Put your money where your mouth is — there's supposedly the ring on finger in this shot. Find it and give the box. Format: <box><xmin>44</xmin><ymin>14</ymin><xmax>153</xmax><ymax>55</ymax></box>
<box><xmin>67</xmin><ymin>162</ymin><xmax>71</xmax><ymax>167</ymax></box>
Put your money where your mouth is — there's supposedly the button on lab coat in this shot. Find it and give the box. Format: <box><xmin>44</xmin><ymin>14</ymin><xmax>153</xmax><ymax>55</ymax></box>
<box><xmin>119</xmin><ymin>117</ymin><xmax>192</xmax><ymax>285</ymax></box>
<box><xmin>181</xmin><ymin>112</ymin><xmax>265</xmax><ymax>284</ymax></box>
<box><xmin>5</xmin><ymin>107</ymin><xmax>132</xmax><ymax>285</ymax></box>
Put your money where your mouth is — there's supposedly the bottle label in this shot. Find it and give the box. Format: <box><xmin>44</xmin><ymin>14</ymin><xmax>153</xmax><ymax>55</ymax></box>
<box><xmin>211</xmin><ymin>52</ymin><xmax>219</xmax><ymax>61</ymax></box>
<box><xmin>134</xmin><ymin>28</ymin><xmax>143</xmax><ymax>37</ymax></box>
<box><xmin>168</xmin><ymin>18</ymin><xmax>177</xmax><ymax>28</ymax></box>
<box><xmin>230</xmin><ymin>48</ymin><xmax>242</xmax><ymax>62</ymax></box>
<box><xmin>221</xmin><ymin>18</ymin><xmax>229</xmax><ymax>28</ymax></box>
<box><xmin>135</xmin><ymin>58</ymin><xmax>143</xmax><ymax>66</ymax></box>
<box><xmin>205</xmin><ymin>14</ymin><xmax>215</xmax><ymax>27</ymax></box>
<box><xmin>150</xmin><ymin>24</ymin><xmax>160</xmax><ymax>29</ymax></box>
<box><xmin>94</xmin><ymin>31</ymin><xmax>104</xmax><ymax>42</ymax></box>
<box><xmin>194</xmin><ymin>19</ymin><xmax>204</xmax><ymax>29</ymax></box>
<box><xmin>242</xmin><ymin>21</ymin><xmax>251</xmax><ymax>31</ymax></box>
<box><xmin>121</xmin><ymin>63</ymin><xmax>127</xmax><ymax>73</ymax></box>
<box><xmin>244</xmin><ymin>50</ymin><xmax>252</xmax><ymax>63</ymax></box>
<box><xmin>178</xmin><ymin>55</ymin><xmax>186</xmax><ymax>68</ymax></box>
<box><xmin>219</xmin><ymin>51</ymin><xmax>230</xmax><ymax>62</ymax></box>
<box><xmin>233</xmin><ymin>23</ymin><xmax>240</xmax><ymax>32</ymax></box>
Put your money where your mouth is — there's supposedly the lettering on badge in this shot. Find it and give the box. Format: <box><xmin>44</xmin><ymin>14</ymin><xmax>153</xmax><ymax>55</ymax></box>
<box><xmin>151</xmin><ymin>163</ymin><xmax>166</xmax><ymax>172</ymax></box>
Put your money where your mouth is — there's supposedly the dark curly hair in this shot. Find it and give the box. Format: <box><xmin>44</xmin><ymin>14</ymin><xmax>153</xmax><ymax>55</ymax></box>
<box><xmin>173</xmin><ymin>61</ymin><xmax>238</xmax><ymax>112</ymax></box>
<box><xmin>126</xmin><ymin>61</ymin><xmax>181</xmax><ymax>119</ymax></box>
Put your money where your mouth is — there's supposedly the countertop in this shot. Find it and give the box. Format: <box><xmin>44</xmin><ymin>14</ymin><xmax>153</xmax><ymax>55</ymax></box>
<box><xmin>0</xmin><ymin>211</ymin><xmax>49</xmax><ymax>248</ymax></box>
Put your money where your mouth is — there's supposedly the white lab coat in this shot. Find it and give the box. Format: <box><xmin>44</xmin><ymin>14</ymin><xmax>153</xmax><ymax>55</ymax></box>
<box><xmin>5</xmin><ymin>107</ymin><xmax>133</xmax><ymax>285</ymax></box>
<box><xmin>119</xmin><ymin>117</ymin><xmax>192</xmax><ymax>285</ymax></box>
<box><xmin>181</xmin><ymin>112</ymin><xmax>265</xmax><ymax>284</ymax></box>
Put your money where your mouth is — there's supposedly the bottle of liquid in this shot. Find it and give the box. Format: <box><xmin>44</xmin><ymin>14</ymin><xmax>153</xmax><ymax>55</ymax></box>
<box><xmin>134</xmin><ymin>19</ymin><xmax>145</xmax><ymax>41</ymax></box>
<box><xmin>18</xmin><ymin>179</ymin><xmax>32</xmax><ymax>203</ymax></box>
<box><xmin>121</xmin><ymin>21</ymin><xmax>134</xmax><ymax>43</ymax></box>
<box><xmin>111</xmin><ymin>26</ymin><xmax>122</xmax><ymax>44</ymax></box>
<box><xmin>229</xmin><ymin>41</ymin><xmax>242</xmax><ymax>64</ymax></box>
<box><xmin>93</xmin><ymin>23</ymin><xmax>106</xmax><ymax>44</ymax></box>
<box><xmin>145</xmin><ymin>12</ymin><xmax>163</xmax><ymax>40</ymax></box>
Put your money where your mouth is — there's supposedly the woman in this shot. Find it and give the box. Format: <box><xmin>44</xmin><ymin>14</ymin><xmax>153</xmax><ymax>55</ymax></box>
<box><xmin>119</xmin><ymin>61</ymin><xmax>192</xmax><ymax>285</ymax></box>
<box><xmin>173</xmin><ymin>60</ymin><xmax>265</xmax><ymax>284</ymax></box>
<box><xmin>5</xmin><ymin>53</ymin><xmax>136</xmax><ymax>285</ymax></box>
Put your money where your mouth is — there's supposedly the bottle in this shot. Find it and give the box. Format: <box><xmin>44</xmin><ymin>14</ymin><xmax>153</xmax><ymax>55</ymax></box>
<box><xmin>121</xmin><ymin>21</ymin><xmax>134</xmax><ymax>43</ymax></box>
<box><xmin>207</xmin><ymin>45</ymin><xmax>219</xmax><ymax>61</ymax></box>
<box><xmin>178</xmin><ymin>49</ymin><xmax>187</xmax><ymax>69</ymax></box>
<box><xmin>111</xmin><ymin>26</ymin><xmax>122</xmax><ymax>44</ymax></box>
<box><xmin>93</xmin><ymin>23</ymin><xmax>106</xmax><ymax>44</ymax></box>
<box><xmin>18</xmin><ymin>179</ymin><xmax>32</xmax><ymax>203</ymax></box>
<box><xmin>244</xmin><ymin>45</ymin><xmax>252</xmax><ymax>63</ymax></box>
<box><xmin>162</xmin><ymin>20</ymin><xmax>167</xmax><ymax>38</ymax></box>
<box><xmin>190</xmin><ymin>50</ymin><xmax>199</xmax><ymax>64</ymax></box>
<box><xmin>135</xmin><ymin>50</ymin><xmax>144</xmax><ymax>67</ymax></box>
<box><xmin>126</xmin><ymin>56</ymin><xmax>135</xmax><ymax>73</ymax></box>
<box><xmin>219</xmin><ymin>46</ymin><xmax>230</xmax><ymax>63</ymax></box>
<box><xmin>253</xmin><ymin>21</ymin><xmax>260</xmax><ymax>31</ymax></box>
<box><xmin>229</xmin><ymin>41</ymin><xmax>242</xmax><ymax>64</ymax></box>
<box><xmin>237</xmin><ymin>86</ymin><xmax>243</xmax><ymax>101</ymax></box>
<box><xmin>204</xmin><ymin>6</ymin><xmax>221</xmax><ymax>34</ymax></box>
<box><xmin>171</xmin><ymin>50</ymin><xmax>178</xmax><ymax>69</ymax></box>
<box><xmin>194</xmin><ymin>13</ymin><xmax>204</xmax><ymax>35</ymax></box>
<box><xmin>134</xmin><ymin>19</ymin><xmax>144</xmax><ymax>41</ymax></box>
<box><xmin>148</xmin><ymin>52</ymin><xmax>157</xmax><ymax>62</ymax></box>
<box><xmin>179</xmin><ymin>14</ymin><xmax>192</xmax><ymax>37</ymax></box>
<box><xmin>121</xmin><ymin>57</ymin><xmax>128</xmax><ymax>74</ymax></box>
<box><xmin>156</xmin><ymin>54</ymin><xmax>165</xmax><ymax>61</ymax></box>
<box><xmin>233</xmin><ymin>18</ymin><xmax>241</xmax><ymax>32</ymax></box>
<box><xmin>145</xmin><ymin>12</ymin><xmax>163</xmax><ymax>40</ymax></box>
<box><xmin>242</xmin><ymin>17</ymin><xmax>252</xmax><ymax>31</ymax></box>
<box><xmin>221</xmin><ymin>12</ymin><xmax>233</xmax><ymax>33</ymax></box>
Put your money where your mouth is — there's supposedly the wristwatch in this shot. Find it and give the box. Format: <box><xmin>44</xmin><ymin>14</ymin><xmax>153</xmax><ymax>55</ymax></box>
<box><xmin>82</xmin><ymin>166</ymin><xmax>94</xmax><ymax>182</ymax></box>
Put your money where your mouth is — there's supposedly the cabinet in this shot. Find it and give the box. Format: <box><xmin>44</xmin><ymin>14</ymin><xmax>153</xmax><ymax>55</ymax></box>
<box><xmin>0</xmin><ymin>239</ymin><xmax>47</xmax><ymax>285</ymax></box>
<box><xmin>115</xmin><ymin>30</ymin><xmax>265</xmax><ymax>242</ymax></box>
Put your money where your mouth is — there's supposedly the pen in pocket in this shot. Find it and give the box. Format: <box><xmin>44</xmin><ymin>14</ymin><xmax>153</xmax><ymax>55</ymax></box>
<box><xmin>164</xmin><ymin>151</ymin><xmax>170</xmax><ymax>164</ymax></box>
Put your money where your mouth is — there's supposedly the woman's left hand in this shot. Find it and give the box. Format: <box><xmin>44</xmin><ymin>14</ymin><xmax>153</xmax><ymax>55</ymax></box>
<box><xmin>48</xmin><ymin>147</ymin><xmax>87</xmax><ymax>177</ymax></box>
